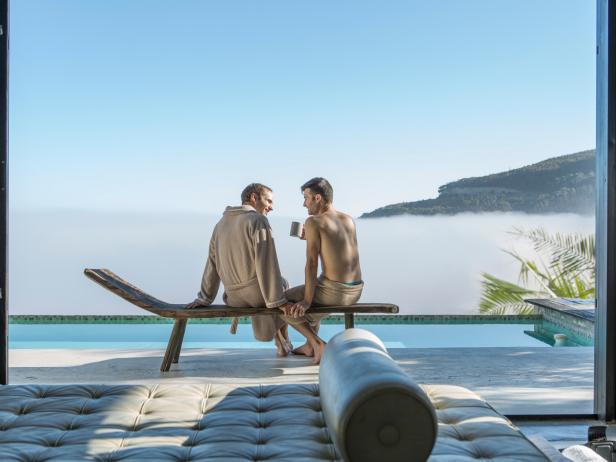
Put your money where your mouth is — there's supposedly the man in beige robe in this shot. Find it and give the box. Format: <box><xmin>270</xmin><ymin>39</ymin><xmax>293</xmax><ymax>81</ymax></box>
<box><xmin>187</xmin><ymin>183</ymin><xmax>292</xmax><ymax>356</ymax></box>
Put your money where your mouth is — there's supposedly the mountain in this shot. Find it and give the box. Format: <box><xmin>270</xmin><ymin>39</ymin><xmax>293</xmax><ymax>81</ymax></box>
<box><xmin>361</xmin><ymin>150</ymin><xmax>595</xmax><ymax>218</ymax></box>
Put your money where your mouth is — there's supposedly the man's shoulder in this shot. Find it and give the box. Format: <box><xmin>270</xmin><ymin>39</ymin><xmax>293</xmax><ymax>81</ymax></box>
<box><xmin>219</xmin><ymin>209</ymin><xmax>268</xmax><ymax>226</ymax></box>
<box><xmin>304</xmin><ymin>215</ymin><xmax>321</xmax><ymax>229</ymax></box>
<box><xmin>312</xmin><ymin>210</ymin><xmax>354</xmax><ymax>225</ymax></box>
<box><xmin>331</xmin><ymin>208</ymin><xmax>352</xmax><ymax>219</ymax></box>
<box><xmin>242</xmin><ymin>212</ymin><xmax>271</xmax><ymax>233</ymax></box>
<box><xmin>252</xmin><ymin>213</ymin><xmax>270</xmax><ymax>225</ymax></box>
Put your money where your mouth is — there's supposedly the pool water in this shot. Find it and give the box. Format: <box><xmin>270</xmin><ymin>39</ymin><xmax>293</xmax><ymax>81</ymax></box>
<box><xmin>8</xmin><ymin>321</ymin><xmax>592</xmax><ymax>349</ymax></box>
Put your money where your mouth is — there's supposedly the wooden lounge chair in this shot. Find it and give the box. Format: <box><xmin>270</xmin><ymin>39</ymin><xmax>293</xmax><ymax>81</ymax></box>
<box><xmin>84</xmin><ymin>268</ymin><xmax>399</xmax><ymax>371</ymax></box>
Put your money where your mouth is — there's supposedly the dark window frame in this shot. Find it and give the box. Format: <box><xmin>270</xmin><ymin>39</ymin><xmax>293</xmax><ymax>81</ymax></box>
<box><xmin>0</xmin><ymin>0</ymin><xmax>7</xmax><ymax>387</ymax></box>
<box><xmin>595</xmin><ymin>0</ymin><xmax>616</xmax><ymax>422</ymax></box>
<box><xmin>0</xmin><ymin>1</ymin><xmax>614</xmax><ymax>422</ymax></box>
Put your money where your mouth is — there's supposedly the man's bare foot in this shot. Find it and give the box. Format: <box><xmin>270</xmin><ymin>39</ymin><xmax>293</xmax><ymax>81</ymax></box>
<box><xmin>291</xmin><ymin>342</ymin><xmax>314</xmax><ymax>357</ymax></box>
<box><xmin>311</xmin><ymin>341</ymin><xmax>326</xmax><ymax>365</ymax></box>
<box><xmin>274</xmin><ymin>335</ymin><xmax>289</xmax><ymax>357</ymax></box>
<box><xmin>274</xmin><ymin>330</ymin><xmax>292</xmax><ymax>357</ymax></box>
<box><xmin>280</xmin><ymin>325</ymin><xmax>293</xmax><ymax>352</ymax></box>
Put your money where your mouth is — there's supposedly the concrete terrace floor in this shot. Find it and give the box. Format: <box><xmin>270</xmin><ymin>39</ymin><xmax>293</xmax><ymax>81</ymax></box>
<box><xmin>9</xmin><ymin>345</ymin><xmax>594</xmax><ymax>416</ymax></box>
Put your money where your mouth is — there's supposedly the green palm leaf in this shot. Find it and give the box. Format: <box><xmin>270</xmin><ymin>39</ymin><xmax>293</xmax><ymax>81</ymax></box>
<box><xmin>511</xmin><ymin>227</ymin><xmax>595</xmax><ymax>276</ymax></box>
<box><xmin>479</xmin><ymin>273</ymin><xmax>540</xmax><ymax>315</ymax></box>
<box><xmin>479</xmin><ymin>227</ymin><xmax>595</xmax><ymax>314</ymax></box>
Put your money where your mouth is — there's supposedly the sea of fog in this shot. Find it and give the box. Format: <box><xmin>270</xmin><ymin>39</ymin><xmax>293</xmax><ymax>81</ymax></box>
<box><xmin>9</xmin><ymin>210</ymin><xmax>594</xmax><ymax>315</ymax></box>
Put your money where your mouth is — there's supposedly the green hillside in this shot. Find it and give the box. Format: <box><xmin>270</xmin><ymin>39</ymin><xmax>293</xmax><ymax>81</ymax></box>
<box><xmin>361</xmin><ymin>150</ymin><xmax>595</xmax><ymax>218</ymax></box>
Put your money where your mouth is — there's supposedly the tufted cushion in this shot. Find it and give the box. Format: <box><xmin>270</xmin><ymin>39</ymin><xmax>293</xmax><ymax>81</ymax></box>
<box><xmin>0</xmin><ymin>383</ymin><xmax>337</xmax><ymax>461</ymax></box>
<box><xmin>319</xmin><ymin>328</ymin><xmax>438</xmax><ymax>462</ymax></box>
<box><xmin>0</xmin><ymin>383</ymin><xmax>550</xmax><ymax>461</ymax></box>
<box><xmin>425</xmin><ymin>384</ymin><xmax>550</xmax><ymax>461</ymax></box>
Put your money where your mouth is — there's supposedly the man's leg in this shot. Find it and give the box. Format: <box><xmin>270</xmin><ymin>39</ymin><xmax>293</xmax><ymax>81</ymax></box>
<box><xmin>285</xmin><ymin>284</ymin><xmax>327</xmax><ymax>356</ymax></box>
<box><xmin>284</xmin><ymin>318</ymin><xmax>327</xmax><ymax>365</ymax></box>
<box><xmin>285</xmin><ymin>284</ymin><xmax>304</xmax><ymax>303</ymax></box>
<box><xmin>275</xmin><ymin>277</ymin><xmax>293</xmax><ymax>355</ymax></box>
<box><xmin>284</xmin><ymin>284</ymin><xmax>314</xmax><ymax>355</ymax></box>
<box><xmin>252</xmin><ymin>314</ymin><xmax>292</xmax><ymax>357</ymax></box>
<box><xmin>274</xmin><ymin>323</ymin><xmax>293</xmax><ymax>357</ymax></box>
<box><xmin>227</xmin><ymin>285</ymin><xmax>292</xmax><ymax>357</ymax></box>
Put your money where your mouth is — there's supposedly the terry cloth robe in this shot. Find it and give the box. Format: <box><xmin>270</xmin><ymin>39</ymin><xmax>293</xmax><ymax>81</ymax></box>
<box><xmin>195</xmin><ymin>205</ymin><xmax>288</xmax><ymax>341</ymax></box>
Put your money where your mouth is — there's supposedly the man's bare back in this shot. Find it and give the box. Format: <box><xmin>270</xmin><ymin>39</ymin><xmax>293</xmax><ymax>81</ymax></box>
<box><xmin>308</xmin><ymin>210</ymin><xmax>362</xmax><ymax>283</ymax></box>
<box><xmin>282</xmin><ymin>178</ymin><xmax>364</xmax><ymax>364</ymax></box>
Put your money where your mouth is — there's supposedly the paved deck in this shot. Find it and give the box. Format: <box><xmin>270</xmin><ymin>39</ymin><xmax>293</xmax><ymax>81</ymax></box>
<box><xmin>9</xmin><ymin>346</ymin><xmax>594</xmax><ymax>416</ymax></box>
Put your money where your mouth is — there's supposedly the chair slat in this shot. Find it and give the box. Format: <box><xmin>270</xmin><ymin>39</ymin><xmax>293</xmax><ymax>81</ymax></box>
<box><xmin>84</xmin><ymin>268</ymin><xmax>399</xmax><ymax>319</ymax></box>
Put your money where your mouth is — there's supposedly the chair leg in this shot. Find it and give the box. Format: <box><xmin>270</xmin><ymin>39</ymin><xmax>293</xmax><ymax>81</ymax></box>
<box><xmin>161</xmin><ymin>320</ymin><xmax>183</xmax><ymax>372</ymax></box>
<box><xmin>345</xmin><ymin>313</ymin><xmax>355</xmax><ymax>329</ymax></box>
<box><xmin>172</xmin><ymin>319</ymin><xmax>187</xmax><ymax>364</ymax></box>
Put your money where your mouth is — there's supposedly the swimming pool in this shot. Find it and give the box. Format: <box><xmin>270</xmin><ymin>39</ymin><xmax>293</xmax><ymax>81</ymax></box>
<box><xmin>8</xmin><ymin>319</ymin><xmax>592</xmax><ymax>349</ymax></box>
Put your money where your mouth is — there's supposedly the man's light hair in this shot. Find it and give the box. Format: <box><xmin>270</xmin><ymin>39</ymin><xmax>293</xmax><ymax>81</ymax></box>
<box><xmin>301</xmin><ymin>177</ymin><xmax>333</xmax><ymax>204</ymax></box>
<box><xmin>241</xmin><ymin>183</ymin><xmax>272</xmax><ymax>204</ymax></box>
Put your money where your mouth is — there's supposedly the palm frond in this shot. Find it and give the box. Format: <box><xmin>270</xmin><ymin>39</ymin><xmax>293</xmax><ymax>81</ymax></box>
<box><xmin>502</xmin><ymin>249</ymin><xmax>556</xmax><ymax>296</ymax></box>
<box><xmin>479</xmin><ymin>272</ymin><xmax>541</xmax><ymax>315</ymax></box>
<box><xmin>511</xmin><ymin>227</ymin><xmax>595</xmax><ymax>276</ymax></box>
<box><xmin>479</xmin><ymin>227</ymin><xmax>595</xmax><ymax>315</ymax></box>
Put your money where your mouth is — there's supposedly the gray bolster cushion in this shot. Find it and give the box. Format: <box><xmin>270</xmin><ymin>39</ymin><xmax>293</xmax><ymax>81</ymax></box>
<box><xmin>319</xmin><ymin>328</ymin><xmax>437</xmax><ymax>462</ymax></box>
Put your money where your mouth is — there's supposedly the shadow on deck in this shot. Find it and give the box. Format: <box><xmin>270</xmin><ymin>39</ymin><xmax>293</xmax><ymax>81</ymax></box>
<box><xmin>9</xmin><ymin>345</ymin><xmax>593</xmax><ymax>416</ymax></box>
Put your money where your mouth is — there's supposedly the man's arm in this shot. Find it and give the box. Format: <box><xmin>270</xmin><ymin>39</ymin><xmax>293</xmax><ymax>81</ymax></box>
<box><xmin>253</xmin><ymin>219</ymin><xmax>288</xmax><ymax>308</ymax></box>
<box><xmin>291</xmin><ymin>218</ymin><xmax>320</xmax><ymax>317</ymax></box>
<box><xmin>187</xmin><ymin>235</ymin><xmax>220</xmax><ymax>309</ymax></box>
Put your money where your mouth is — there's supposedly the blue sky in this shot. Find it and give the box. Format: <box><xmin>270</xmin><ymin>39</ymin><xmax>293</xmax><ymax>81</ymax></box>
<box><xmin>9</xmin><ymin>0</ymin><xmax>595</xmax><ymax>217</ymax></box>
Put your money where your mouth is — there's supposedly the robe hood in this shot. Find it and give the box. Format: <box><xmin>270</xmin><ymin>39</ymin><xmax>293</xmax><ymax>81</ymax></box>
<box><xmin>223</xmin><ymin>205</ymin><xmax>258</xmax><ymax>216</ymax></box>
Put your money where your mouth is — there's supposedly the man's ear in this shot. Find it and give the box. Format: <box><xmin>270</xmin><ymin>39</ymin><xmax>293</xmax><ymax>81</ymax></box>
<box><xmin>314</xmin><ymin>193</ymin><xmax>322</xmax><ymax>203</ymax></box>
<box><xmin>250</xmin><ymin>192</ymin><xmax>258</xmax><ymax>204</ymax></box>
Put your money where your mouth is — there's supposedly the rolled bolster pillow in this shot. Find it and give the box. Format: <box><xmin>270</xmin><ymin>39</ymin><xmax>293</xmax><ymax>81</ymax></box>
<box><xmin>319</xmin><ymin>328</ymin><xmax>437</xmax><ymax>462</ymax></box>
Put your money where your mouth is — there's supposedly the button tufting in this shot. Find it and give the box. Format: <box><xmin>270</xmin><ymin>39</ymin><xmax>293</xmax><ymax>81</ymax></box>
<box><xmin>0</xmin><ymin>383</ymin><xmax>551</xmax><ymax>461</ymax></box>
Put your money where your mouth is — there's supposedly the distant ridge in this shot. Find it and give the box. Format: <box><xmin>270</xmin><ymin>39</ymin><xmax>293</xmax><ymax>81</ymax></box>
<box><xmin>361</xmin><ymin>150</ymin><xmax>595</xmax><ymax>218</ymax></box>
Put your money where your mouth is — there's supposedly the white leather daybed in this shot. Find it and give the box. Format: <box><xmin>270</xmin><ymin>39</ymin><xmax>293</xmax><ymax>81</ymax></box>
<box><xmin>0</xmin><ymin>329</ymin><xmax>560</xmax><ymax>461</ymax></box>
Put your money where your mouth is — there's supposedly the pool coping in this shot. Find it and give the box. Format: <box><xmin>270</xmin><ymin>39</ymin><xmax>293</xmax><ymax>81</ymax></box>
<box><xmin>9</xmin><ymin>314</ymin><xmax>543</xmax><ymax>324</ymax></box>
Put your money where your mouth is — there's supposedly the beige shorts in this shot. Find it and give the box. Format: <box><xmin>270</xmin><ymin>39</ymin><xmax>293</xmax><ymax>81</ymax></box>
<box><xmin>284</xmin><ymin>275</ymin><xmax>364</xmax><ymax>328</ymax></box>
<box><xmin>313</xmin><ymin>275</ymin><xmax>363</xmax><ymax>306</ymax></box>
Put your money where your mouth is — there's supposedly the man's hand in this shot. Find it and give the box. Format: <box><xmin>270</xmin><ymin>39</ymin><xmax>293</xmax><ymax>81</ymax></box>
<box><xmin>290</xmin><ymin>300</ymin><xmax>310</xmax><ymax>318</ymax></box>
<box><xmin>300</xmin><ymin>228</ymin><xmax>306</xmax><ymax>240</ymax></box>
<box><xmin>186</xmin><ymin>299</ymin><xmax>208</xmax><ymax>309</ymax></box>
<box><xmin>278</xmin><ymin>303</ymin><xmax>293</xmax><ymax>316</ymax></box>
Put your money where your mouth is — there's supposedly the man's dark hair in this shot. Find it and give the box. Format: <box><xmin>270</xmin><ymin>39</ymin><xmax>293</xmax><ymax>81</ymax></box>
<box><xmin>301</xmin><ymin>177</ymin><xmax>333</xmax><ymax>204</ymax></box>
<box><xmin>241</xmin><ymin>183</ymin><xmax>272</xmax><ymax>204</ymax></box>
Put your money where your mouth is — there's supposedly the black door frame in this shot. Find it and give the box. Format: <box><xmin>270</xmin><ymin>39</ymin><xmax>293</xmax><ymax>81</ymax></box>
<box><xmin>1</xmin><ymin>2</ymin><xmax>615</xmax><ymax>422</ymax></box>
<box><xmin>596</xmin><ymin>0</ymin><xmax>616</xmax><ymax>421</ymax></box>
<box><xmin>0</xmin><ymin>0</ymin><xmax>8</xmax><ymax>386</ymax></box>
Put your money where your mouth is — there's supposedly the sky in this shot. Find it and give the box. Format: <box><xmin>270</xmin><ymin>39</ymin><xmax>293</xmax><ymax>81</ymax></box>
<box><xmin>8</xmin><ymin>0</ymin><xmax>596</xmax><ymax>217</ymax></box>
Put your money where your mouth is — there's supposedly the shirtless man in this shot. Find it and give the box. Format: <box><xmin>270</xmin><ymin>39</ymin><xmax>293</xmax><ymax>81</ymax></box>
<box><xmin>187</xmin><ymin>183</ymin><xmax>292</xmax><ymax>357</ymax></box>
<box><xmin>283</xmin><ymin>177</ymin><xmax>363</xmax><ymax>364</ymax></box>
